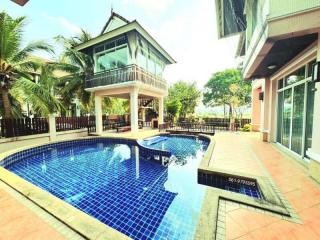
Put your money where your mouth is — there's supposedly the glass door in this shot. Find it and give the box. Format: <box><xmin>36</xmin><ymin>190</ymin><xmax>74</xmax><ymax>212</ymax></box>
<box><xmin>304</xmin><ymin>81</ymin><xmax>315</xmax><ymax>156</ymax></box>
<box><xmin>281</xmin><ymin>88</ymin><xmax>292</xmax><ymax>148</ymax></box>
<box><xmin>291</xmin><ymin>84</ymin><xmax>305</xmax><ymax>154</ymax></box>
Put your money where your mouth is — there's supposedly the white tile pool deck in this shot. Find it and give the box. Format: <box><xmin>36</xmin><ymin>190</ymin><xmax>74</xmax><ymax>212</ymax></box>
<box><xmin>1</xmin><ymin>131</ymin><xmax>320</xmax><ymax>239</ymax></box>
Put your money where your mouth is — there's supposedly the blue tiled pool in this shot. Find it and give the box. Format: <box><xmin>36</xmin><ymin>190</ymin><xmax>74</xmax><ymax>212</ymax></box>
<box><xmin>3</xmin><ymin>136</ymin><xmax>209</xmax><ymax>240</ymax></box>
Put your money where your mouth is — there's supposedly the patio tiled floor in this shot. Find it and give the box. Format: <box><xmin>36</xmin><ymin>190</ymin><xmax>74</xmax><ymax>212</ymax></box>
<box><xmin>216</xmin><ymin>132</ymin><xmax>320</xmax><ymax>240</ymax></box>
<box><xmin>0</xmin><ymin>187</ymin><xmax>64</xmax><ymax>240</ymax></box>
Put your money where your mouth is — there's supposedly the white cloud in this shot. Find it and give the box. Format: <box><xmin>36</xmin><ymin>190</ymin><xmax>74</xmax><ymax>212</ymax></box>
<box><xmin>40</xmin><ymin>12</ymin><xmax>81</xmax><ymax>34</ymax></box>
<box><xmin>153</xmin><ymin>0</ymin><xmax>239</xmax><ymax>89</ymax></box>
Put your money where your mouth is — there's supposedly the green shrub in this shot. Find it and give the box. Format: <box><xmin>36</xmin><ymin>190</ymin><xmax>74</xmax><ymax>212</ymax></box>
<box><xmin>240</xmin><ymin>124</ymin><xmax>251</xmax><ymax>132</ymax></box>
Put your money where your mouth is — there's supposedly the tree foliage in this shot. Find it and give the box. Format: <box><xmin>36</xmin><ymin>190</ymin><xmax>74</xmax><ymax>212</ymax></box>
<box><xmin>55</xmin><ymin>30</ymin><xmax>94</xmax><ymax>113</ymax></box>
<box><xmin>166</xmin><ymin>81</ymin><xmax>201</xmax><ymax>119</ymax></box>
<box><xmin>0</xmin><ymin>11</ymin><xmax>54</xmax><ymax>118</ymax></box>
<box><xmin>203</xmin><ymin>69</ymin><xmax>251</xmax><ymax>118</ymax></box>
<box><xmin>11</xmin><ymin>62</ymin><xmax>65</xmax><ymax>116</ymax></box>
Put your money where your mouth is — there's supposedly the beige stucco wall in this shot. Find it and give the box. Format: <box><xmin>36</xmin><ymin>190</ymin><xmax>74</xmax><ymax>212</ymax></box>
<box><xmin>0</xmin><ymin>129</ymin><xmax>88</xmax><ymax>153</ymax></box>
<box><xmin>251</xmin><ymin>87</ymin><xmax>262</xmax><ymax>132</ymax></box>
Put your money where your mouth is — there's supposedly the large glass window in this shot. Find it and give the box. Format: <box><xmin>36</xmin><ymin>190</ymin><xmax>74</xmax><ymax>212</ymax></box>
<box><xmin>277</xmin><ymin>60</ymin><xmax>315</xmax><ymax>158</ymax></box>
<box><xmin>94</xmin><ymin>36</ymin><xmax>128</xmax><ymax>72</ymax></box>
<box><xmin>136</xmin><ymin>42</ymin><xmax>165</xmax><ymax>77</ymax></box>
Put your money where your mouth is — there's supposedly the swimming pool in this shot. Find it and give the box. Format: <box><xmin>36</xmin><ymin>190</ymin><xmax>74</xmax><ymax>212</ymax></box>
<box><xmin>3</xmin><ymin>135</ymin><xmax>209</xmax><ymax>240</ymax></box>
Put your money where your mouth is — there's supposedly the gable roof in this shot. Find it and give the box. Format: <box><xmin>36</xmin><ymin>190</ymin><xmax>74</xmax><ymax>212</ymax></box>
<box><xmin>100</xmin><ymin>11</ymin><xmax>130</xmax><ymax>35</ymax></box>
<box><xmin>75</xmin><ymin>20</ymin><xmax>176</xmax><ymax>64</ymax></box>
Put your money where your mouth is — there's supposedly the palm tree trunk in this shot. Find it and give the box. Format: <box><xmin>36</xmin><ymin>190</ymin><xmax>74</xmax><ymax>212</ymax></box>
<box><xmin>1</xmin><ymin>88</ymin><xmax>12</xmax><ymax>118</ymax></box>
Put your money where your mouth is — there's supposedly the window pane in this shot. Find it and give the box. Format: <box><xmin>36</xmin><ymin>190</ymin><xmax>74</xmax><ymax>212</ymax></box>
<box><xmin>105</xmin><ymin>50</ymin><xmax>117</xmax><ymax>70</ymax></box>
<box><xmin>307</xmin><ymin>59</ymin><xmax>316</xmax><ymax>77</ymax></box>
<box><xmin>96</xmin><ymin>53</ymin><xmax>107</xmax><ymax>72</ymax></box>
<box><xmin>285</xmin><ymin>66</ymin><xmax>305</xmax><ymax>86</ymax></box>
<box><xmin>156</xmin><ymin>62</ymin><xmax>163</xmax><ymax>77</ymax></box>
<box><xmin>116</xmin><ymin>36</ymin><xmax>127</xmax><ymax>46</ymax></box>
<box><xmin>305</xmin><ymin>81</ymin><xmax>315</xmax><ymax>156</ymax></box>
<box><xmin>277</xmin><ymin>91</ymin><xmax>283</xmax><ymax>142</ymax></box>
<box><xmin>278</xmin><ymin>79</ymin><xmax>283</xmax><ymax>89</ymax></box>
<box><xmin>148</xmin><ymin>57</ymin><xmax>156</xmax><ymax>74</ymax></box>
<box><xmin>291</xmin><ymin>84</ymin><xmax>305</xmax><ymax>154</ymax></box>
<box><xmin>115</xmin><ymin>46</ymin><xmax>128</xmax><ymax>68</ymax></box>
<box><xmin>281</xmin><ymin>89</ymin><xmax>292</xmax><ymax>148</ymax></box>
<box><xmin>138</xmin><ymin>51</ymin><xmax>147</xmax><ymax>70</ymax></box>
<box><xmin>105</xmin><ymin>41</ymin><xmax>115</xmax><ymax>50</ymax></box>
<box><xmin>95</xmin><ymin>45</ymin><xmax>104</xmax><ymax>54</ymax></box>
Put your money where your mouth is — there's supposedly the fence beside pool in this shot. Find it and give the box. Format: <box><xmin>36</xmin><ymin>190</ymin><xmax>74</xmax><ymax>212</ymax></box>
<box><xmin>0</xmin><ymin>116</ymin><xmax>251</xmax><ymax>140</ymax></box>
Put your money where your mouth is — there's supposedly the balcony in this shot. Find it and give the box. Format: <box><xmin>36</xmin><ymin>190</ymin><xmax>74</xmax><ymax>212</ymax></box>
<box><xmin>85</xmin><ymin>64</ymin><xmax>167</xmax><ymax>91</ymax></box>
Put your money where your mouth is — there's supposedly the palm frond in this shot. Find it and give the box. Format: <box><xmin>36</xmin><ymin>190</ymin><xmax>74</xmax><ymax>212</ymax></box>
<box><xmin>11</xmin><ymin>41</ymin><xmax>54</xmax><ymax>63</ymax></box>
<box><xmin>11</xmin><ymin>78</ymin><xmax>65</xmax><ymax>116</ymax></box>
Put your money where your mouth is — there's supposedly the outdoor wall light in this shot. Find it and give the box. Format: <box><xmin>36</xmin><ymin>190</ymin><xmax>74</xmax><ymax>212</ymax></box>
<box><xmin>267</xmin><ymin>64</ymin><xmax>277</xmax><ymax>70</ymax></box>
<box><xmin>259</xmin><ymin>92</ymin><xmax>264</xmax><ymax>101</ymax></box>
<box><xmin>312</xmin><ymin>62</ymin><xmax>320</xmax><ymax>83</ymax></box>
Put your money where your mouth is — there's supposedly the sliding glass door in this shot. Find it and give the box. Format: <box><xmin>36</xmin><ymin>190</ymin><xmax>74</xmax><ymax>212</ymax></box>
<box><xmin>291</xmin><ymin>84</ymin><xmax>305</xmax><ymax>154</ymax></box>
<box><xmin>281</xmin><ymin>89</ymin><xmax>292</xmax><ymax>148</ymax></box>
<box><xmin>276</xmin><ymin>61</ymin><xmax>316</xmax><ymax>158</ymax></box>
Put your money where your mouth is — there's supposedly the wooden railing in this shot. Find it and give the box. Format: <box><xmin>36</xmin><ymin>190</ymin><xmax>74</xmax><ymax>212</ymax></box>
<box><xmin>56</xmin><ymin>116</ymin><xmax>90</xmax><ymax>132</ymax></box>
<box><xmin>0</xmin><ymin>118</ymin><xmax>49</xmax><ymax>138</ymax></box>
<box><xmin>85</xmin><ymin>64</ymin><xmax>167</xmax><ymax>90</ymax></box>
<box><xmin>163</xmin><ymin>122</ymin><xmax>215</xmax><ymax>135</ymax></box>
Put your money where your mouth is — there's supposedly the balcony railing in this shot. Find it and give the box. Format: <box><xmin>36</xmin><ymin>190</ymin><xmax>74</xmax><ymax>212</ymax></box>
<box><xmin>85</xmin><ymin>64</ymin><xmax>167</xmax><ymax>90</ymax></box>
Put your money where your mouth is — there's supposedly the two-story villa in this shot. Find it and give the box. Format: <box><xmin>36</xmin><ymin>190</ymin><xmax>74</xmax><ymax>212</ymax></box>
<box><xmin>215</xmin><ymin>0</ymin><xmax>320</xmax><ymax>181</ymax></box>
<box><xmin>75</xmin><ymin>12</ymin><xmax>175</xmax><ymax>134</ymax></box>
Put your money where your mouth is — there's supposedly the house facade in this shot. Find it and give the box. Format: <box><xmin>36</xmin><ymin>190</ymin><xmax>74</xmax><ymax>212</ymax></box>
<box><xmin>75</xmin><ymin>12</ymin><xmax>175</xmax><ymax>133</ymax></box>
<box><xmin>215</xmin><ymin>0</ymin><xmax>320</xmax><ymax>181</ymax></box>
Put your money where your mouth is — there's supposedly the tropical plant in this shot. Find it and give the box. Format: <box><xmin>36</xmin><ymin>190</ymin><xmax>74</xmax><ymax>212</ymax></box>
<box><xmin>203</xmin><ymin>69</ymin><xmax>251</xmax><ymax>119</ymax></box>
<box><xmin>0</xmin><ymin>11</ymin><xmax>53</xmax><ymax>118</ymax></box>
<box><xmin>165</xmin><ymin>98</ymin><xmax>181</xmax><ymax>121</ymax></box>
<box><xmin>55</xmin><ymin>30</ymin><xmax>95</xmax><ymax>113</ymax></box>
<box><xmin>11</xmin><ymin>62</ymin><xmax>65</xmax><ymax>116</ymax></box>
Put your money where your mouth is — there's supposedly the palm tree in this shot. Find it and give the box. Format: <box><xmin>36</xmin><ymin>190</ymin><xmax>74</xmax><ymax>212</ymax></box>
<box><xmin>10</xmin><ymin>62</ymin><xmax>65</xmax><ymax>116</ymax></box>
<box><xmin>0</xmin><ymin>11</ymin><xmax>53</xmax><ymax>118</ymax></box>
<box><xmin>55</xmin><ymin>30</ymin><xmax>95</xmax><ymax>113</ymax></box>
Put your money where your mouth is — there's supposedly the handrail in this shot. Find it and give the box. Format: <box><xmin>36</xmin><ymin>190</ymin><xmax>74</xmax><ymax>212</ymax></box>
<box><xmin>85</xmin><ymin>64</ymin><xmax>167</xmax><ymax>90</ymax></box>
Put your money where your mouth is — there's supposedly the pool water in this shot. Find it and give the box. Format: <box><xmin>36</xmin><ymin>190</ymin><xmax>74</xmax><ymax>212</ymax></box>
<box><xmin>4</xmin><ymin>136</ymin><xmax>209</xmax><ymax>240</ymax></box>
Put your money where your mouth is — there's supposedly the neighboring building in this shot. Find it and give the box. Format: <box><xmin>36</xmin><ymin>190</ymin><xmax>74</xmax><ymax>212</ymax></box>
<box><xmin>215</xmin><ymin>0</ymin><xmax>320</xmax><ymax>180</ymax></box>
<box><xmin>75</xmin><ymin>12</ymin><xmax>175</xmax><ymax>133</ymax></box>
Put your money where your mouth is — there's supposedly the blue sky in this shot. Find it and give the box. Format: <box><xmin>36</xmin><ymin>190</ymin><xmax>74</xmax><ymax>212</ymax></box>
<box><xmin>1</xmin><ymin>0</ymin><xmax>239</xmax><ymax>88</ymax></box>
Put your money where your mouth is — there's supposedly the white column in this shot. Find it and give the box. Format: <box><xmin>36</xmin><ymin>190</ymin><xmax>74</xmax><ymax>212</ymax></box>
<box><xmin>95</xmin><ymin>95</ymin><xmax>103</xmax><ymax>135</ymax></box>
<box><xmin>130</xmin><ymin>88</ymin><xmax>139</xmax><ymax>133</ymax></box>
<box><xmin>48</xmin><ymin>114</ymin><xmax>56</xmax><ymax>141</ymax></box>
<box><xmin>158</xmin><ymin>96</ymin><xmax>164</xmax><ymax>124</ymax></box>
<box><xmin>307</xmin><ymin>33</ymin><xmax>320</xmax><ymax>162</ymax></box>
